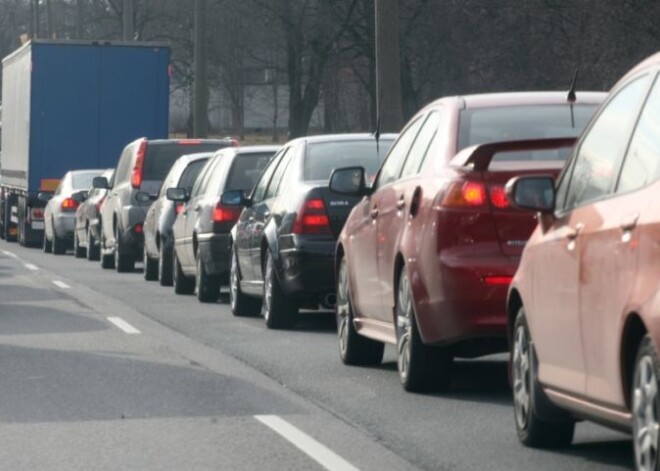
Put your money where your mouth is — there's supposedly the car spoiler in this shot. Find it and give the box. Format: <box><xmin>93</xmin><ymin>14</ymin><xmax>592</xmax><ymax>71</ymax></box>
<box><xmin>449</xmin><ymin>137</ymin><xmax>578</xmax><ymax>172</ymax></box>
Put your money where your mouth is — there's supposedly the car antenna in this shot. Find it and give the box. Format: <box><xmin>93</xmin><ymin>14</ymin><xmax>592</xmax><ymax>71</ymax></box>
<box><xmin>567</xmin><ymin>69</ymin><xmax>578</xmax><ymax>128</ymax></box>
<box><xmin>374</xmin><ymin>91</ymin><xmax>383</xmax><ymax>156</ymax></box>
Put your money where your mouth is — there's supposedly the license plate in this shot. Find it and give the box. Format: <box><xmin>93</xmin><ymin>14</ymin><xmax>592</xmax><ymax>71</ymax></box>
<box><xmin>31</xmin><ymin>221</ymin><xmax>45</xmax><ymax>230</ymax></box>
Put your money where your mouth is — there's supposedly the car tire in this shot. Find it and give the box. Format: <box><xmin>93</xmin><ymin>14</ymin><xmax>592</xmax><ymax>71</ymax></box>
<box><xmin>100</xmin><ymin>227</ymin><xmax>115</xmax><ymax>269</ymax></box>
<box><xmin>87</xmin><ymin>227</ymin><xmax>100</xmax><ymax>261</ymax></box>
<box><xmin>262</xmin><ymin>251</ymin><xmax>297</xmax><ymax>329</ymax></box>
<box><xmin>158</xmin><ymin>240</ymin><xmax>173</xmax><ymax>286</ymax></box>
<box><xmin>43</xmin><ymin>228</ymin><xmax>52</xmax><ymax>253</ymax></box>
<box><xmin>52</xmin><ymin>224</ymin><xmax>67</xmax><ymax>255</ymax></box>
<box><xmin>173</xmin><ymin>249</ymin><xmax>195</xmax><ymax>295</ymax></box>
<box><xmin>632</xmin><ymin>335</ymin><xmax>660</xmax><ymax>471</ymax></box>
<box><xmin>73</xmin><ymin>230</ymin><xmax>86</xmax><ymax>258</ymax></box>
<box><xmin>230</xmin><ymin>248</ymin><xmax>261</xmax><ymax>316</ymax></box>
<box><xmin>513</xmin><ymin>307</ymin><xmax>575</xmax><ymax>448</ymax></box>
<box><xmin>114</xmin><ymin>226</ymin><xmax>135</xmax><ymax>273</ymax></box>
<box><xmin>336</xmin><ymin>256</ymin><xmax>384</xmax><ymax>365</ymax></box>
<box><xmin>396</xmin><ymin>266</ymin><xmax>453</xmax><ymax>392</ymax></box>
<box><xmin>196</xmin><ymin>251</ymin><xmax>220</xmax><ymax>303</ymax></box>
<box><xmin>143</xmin><ymin>245</ymin><xmax>158</xmax><ymax>281</ymax></box>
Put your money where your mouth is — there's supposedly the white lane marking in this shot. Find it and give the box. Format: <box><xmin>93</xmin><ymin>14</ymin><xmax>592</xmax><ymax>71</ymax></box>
<box><xmin>52</xmin><ymin>280</ymin><xmax>71</xmax><ymax>289</ymax></box>
<box><xmin>254</xmin><ymin>415</ymin><xmax>359</xmax><ymax>471</ymax></box>
<box><xmin>24</xmin><ymin>263</ymin><xmax>38</xmax><ymax>271</ymax></box>
<box><xmin>2</xmin><ymin>251</ymin><xmax>18</xmax><ymax>259</ymax></box>
<box><xmin>107</xmin><ymin>317</ymin><xmax>141</xmax><ymax>334</ymax></box>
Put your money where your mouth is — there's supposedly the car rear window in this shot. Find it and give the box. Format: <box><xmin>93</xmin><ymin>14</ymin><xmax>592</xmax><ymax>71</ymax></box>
<box><xmin>177</xmin><ymin>159</ymin><xmax>209</xmax><ymax>193</ymax></box>
<box><xmin>72</xmin><ymin>171</ymin><xmax>100</xmax><ymax>190</ymax></box>
<box><xmin>304</xmin><ymin>139</ymin><xmax>394</xmax><ymax>181</ymax></box>
<box><xmin>225</xmin><ymin>152</ymin><xmax>275</xmax><ymax>192</ymax></box>
<box><xmin>458</xmin><ymin>104</ymin><xmax>599</xmax><ymax>161</ymax></box>
<box><xmin>143</xmin><ymin>143</ymin><xmax>227</xmax><ymax>182</ymax></box>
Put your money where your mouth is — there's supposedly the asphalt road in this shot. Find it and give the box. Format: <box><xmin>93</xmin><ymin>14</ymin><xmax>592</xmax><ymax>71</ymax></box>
<box><xmin>0</xmin><ymin>239</ymin><xmax>634</xmax><ymax>471</ymax></box>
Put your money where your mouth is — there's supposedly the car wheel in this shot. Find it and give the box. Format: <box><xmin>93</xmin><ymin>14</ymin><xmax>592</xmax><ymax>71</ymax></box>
<box><xmin>396</xmin><ymin>266</ymin><xmax>453</xmax><ymax>392</ymax></box>
<box><xmin>87</xmin><ymin>227</ymin><xmax>100</xmax><ymax>261</ymax></box>
<box><xmin>336</xmin><ymin>256</ymin><xmax>384</xmax><ymax>365</ymax></box>
<box><xmin>513</xmin><ymin>307</ymin><xmax>575</xmax><ymax>448</ymax></box>
<box><xmin>196</xmin><ymin>251</ymin><xmax>220</xmax><ymax>303</ymax></box>
<box><xmin>73</xmin><ymin>230</ymin><xmax>86</xmax><ymax>258</ymax></box>
<box><xmin>262</xmin><ymin>251</ymin><xmax>297</xmax><ymax>329</ymax></box>
<box><xmin>114</xmin><ymin>226</ymin><xmax>135</xmax><ymax>273</ymax></box>
<box><xmin>143</xmin><ymin>244</ymin><xmax>158</xmax><ymax>281</ymax></box>
<box><xmin>43</xmin><ymin>227</ymin><xmax>52</xmax><ymax>253</ymax></box>
<box><xmin>633</xmin><ymin>335</ymin><xmax>660</xmax><ymax>471</ymax></box>
<box><xmin>173</xmin><ymin>249</ymin><xmax>194</xmax><ymax>295</ymax></box>
<box><xmin>158</xmin><ymin>240</ymin><xmax>173</xmax><ymax>286</ymax></box>
<box><xmin>230</xmin><ymin>248</ymin><xmax>261</xmax><ymax>316</ymax></box>
<box><xmin>52</xmin><ymin>223</ymin><xmax>67</xmax><ymax>255</ymax></box>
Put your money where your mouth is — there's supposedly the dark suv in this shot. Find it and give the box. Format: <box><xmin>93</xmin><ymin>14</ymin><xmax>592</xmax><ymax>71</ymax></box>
<box><xmin>93</xmin><ymin>137</ymin><xmax>237</xmax><ymax>272</ymax></box>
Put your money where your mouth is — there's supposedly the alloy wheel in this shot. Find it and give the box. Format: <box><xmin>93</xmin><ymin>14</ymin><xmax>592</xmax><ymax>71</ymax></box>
<box><xmin>513</xmin><ymin>324</ymin><xmax>531</xmax><ymax>430</ymax></box>
<box><xmin>634</xmin><ymin>355</ymin><xmax>659</xmax><ymax>471</ymax></box>
<box><xmin>230</xmin><ymin>253</ymin><xmax>239</xmax><ymax>312</ymax></box>
<box><xmin>336</xmin><ymin>259</ymin><xmax>350</xmax><ymax>357</ymax></box>
<box><xmin>396</xmin><ymin>271</ymin><xmax>412</xmax><ymax>383</ymax></box>
<box><xmin>263</xmin><ymin>257</ymin><xmax>273</xmax><ymax>322</ymax></box>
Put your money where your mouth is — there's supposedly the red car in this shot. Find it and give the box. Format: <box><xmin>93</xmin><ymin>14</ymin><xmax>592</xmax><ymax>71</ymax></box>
<box><xmin>507</xmin><ymin>53</ymin><xmax>660</xmax><ymax>468</ymax></box>
<box><xmin>330</xmin><ymin>91</ymin><xmax>605</xmax><ymax>392</ymax></box>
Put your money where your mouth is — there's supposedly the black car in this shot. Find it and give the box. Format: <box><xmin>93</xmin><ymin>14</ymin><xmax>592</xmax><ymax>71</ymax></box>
<box><xmin>225</xmin><ymin>133</ymin><xmax>395</xmax><ymax>328</ymax></box>
<box><xmin>143</xmin><ymin>152</ymin><xmax>213</xmax><ymax>284</ymax></box>
<box><xmin>73</xmin><ymin>168</ymin><xmax>114</xmax><ymax>260</ymax></box>
<box><xmin>169</xmin><ymin>145</ymin><xmax>279</xmax><ymax>302</ymax></box>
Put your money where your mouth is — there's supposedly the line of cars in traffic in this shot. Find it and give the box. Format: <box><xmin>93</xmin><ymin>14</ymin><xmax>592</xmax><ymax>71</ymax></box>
<box><xmin>28</xmin><ymin>52</ymin><xmax>660</xmax><ymax>471</ymax></box>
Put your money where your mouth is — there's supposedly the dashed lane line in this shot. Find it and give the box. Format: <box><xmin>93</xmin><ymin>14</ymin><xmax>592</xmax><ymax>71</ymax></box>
<box><xmin>52</xmin><ymin>280</ymin><xmax>71</xmax><ymax>289</ymax></box>
<box><xmin>24</xmin><ymin>263</ymin><xmax>38</xmax><ymax>271</ymax></box>
<box><xmin>107</xmin><ymin>317</ymin><xmax>141</xmax><ymax>334</ymax></box>
<box><xmin>255</xmin><ymin>415</ymin><xmax>359</xmax><ymax>471</ymax></box>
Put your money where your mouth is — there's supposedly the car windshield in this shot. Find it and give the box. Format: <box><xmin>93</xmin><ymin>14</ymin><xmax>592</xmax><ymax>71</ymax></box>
<box><xmin>458</xmin><ymin>104</ymin><xmax>599</xmax><ymax>161</ymax></box>
<box><xmin>143</xmin><ymin>143</ymin><xmax>227</xmax><ymax>182</ymax></box>
<box><xmin>72</xmin><ymin>171</ymin><xmax>101</xmax><ymax>190</ymax></box>
<box><xmin>226</xmin><ymin>152</ymin><xmax>275</xmax><ymax>192</ymax></box>
<box><xmin>304</xmin><ymin>139</ymin><xmax>394</xmax><ymax>181</ymax></box>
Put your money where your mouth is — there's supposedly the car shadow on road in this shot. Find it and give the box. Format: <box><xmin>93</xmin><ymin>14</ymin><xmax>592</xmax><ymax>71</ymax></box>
<box><xmin>552</xmin><ymin>438</ymin><xmax>632</xmax><ymax>469</ymax></box>
<box><xmin>294</xmin><ymin>311</ymin><xmax>336</xmax><ymax>332</ymax></box>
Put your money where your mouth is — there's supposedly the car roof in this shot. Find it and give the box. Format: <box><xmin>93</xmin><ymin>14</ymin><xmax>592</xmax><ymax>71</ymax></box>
<box><xmin>615</xmin><ymin>51</ymin><xmax>660</xmax><ymax>87</ymax></box>
<box><xmin>143</xmin><ymin>138</ymin><xmax>236</xmax><ymax>145</ymax></box>
<box><xmin>177</xmin><ymin>152</ymin><xmax>214</xmax><ymax>163</ymax></box>
<box><xmin>421</xmin><ymin>91</ymin><xmax>606</xmax><ymax>112</ymax></box>
<box><xmin>288</xmin><ymin>133</ymin><xmax>398</xmax><ymax>147</ymax></box>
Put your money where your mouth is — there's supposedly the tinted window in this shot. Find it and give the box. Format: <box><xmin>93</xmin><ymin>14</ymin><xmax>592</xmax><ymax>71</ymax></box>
<box><xmin>252</xmin><ymin>150</ymin><xmax>285</xmax><ymax>203</ymax></box>
<box><xmin>618</xmin><ymin>77</ymin><xmax>660</xmax><ymax>193</ymax></box>
<box><xmin>304</xmin><ymin>139</ymin><xmax>394</xmax><ymax>182</ymax></box>
<box><xmin>401</xmin><ymin>111</ymin><xmax>442</xmax><ymax>178</ymax></box>
<box><xmin>265</xmin><ymin>151</ymin><xmax>293</xmax><ymax>199</ymax></box>
<box><xmin>225</xmin><ymin>152</ymin><xmax>275</xmax><ymax>193</ymax></box>
<box><xmin>561</xmin><ymin>77</ymin><xmax>650</xmax><ymax>210</ymax></box>
<box><xmin>376</xmin><ymin>119</ymin><xmax>424</xmax><ymax>187</ymax></box>
<box><xmin>72</xmin><ymin>171</ymin><xmax>100</xmax><ymax>190</ymax></box>
<box><xmin>143</xmin><ymin>143</ymin><xmax>226</xmax><ymax>182</ymax></box>
<box><xmin>191</xmin><ymin>157</ymin><xmax>221</xmax><ymax>198</ymax></box>
<box><xmin>177</xmin><ymin>159</ymin><xmax>209</xmax><ymax>194</ymax></box>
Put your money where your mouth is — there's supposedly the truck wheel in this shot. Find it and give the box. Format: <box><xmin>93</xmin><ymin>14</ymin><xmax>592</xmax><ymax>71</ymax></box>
<box><xmin>43</xmin><ymin>230</ymin><xmax>52</xmax><ymax>253</ymax></box>
<box><xmin>158</xmin><ymin>240</ymin><xmax>173</xmax><ymax>286</ymax></box>
<box><xmin>173</xmin><ymin>250</ymin><xmax>194</xmax><ymax>295</ymax></box>
<box><xmin>196</xmin><ymin>251</ymin><xmax>220</xmax><ymax>303</ymax></box>
<box><xmin>262</xmin><ymin>252</ymin><xmax>298</xmax><ymax>329</ymax></box>
<box><xmin>52</xmin><ymin>224</ymin><xmax>67</xmax><ymax>255</ymax></box>
<box><xmin>87</xmin><ymin>227</ymin><xmax>100</xmax><ymax>261</ymax></box>
<box><xmin>143</xmin><ymin>245</ymin><xmax>158</xmax><ymax>281</ymax></box>
<box><xmin>73</xmin><ymin>231</ymin><xmax>86</xmax><ymax>258</ymax></box>
<box><xmin>114</xmin><ymin>226</ymin><xmax>135</xmax><ymax>273</ymax></box>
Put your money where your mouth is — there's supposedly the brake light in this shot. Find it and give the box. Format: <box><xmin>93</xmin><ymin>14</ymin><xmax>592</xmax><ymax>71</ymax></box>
<box><xmin>61</xmin><ymin>198</ymin><xmax>79</xmax><ymax>211</ymax></box>
<box><xmin>31</xmin><ymin>208</ymin><xmax>44</xmax><ymax>220</ymax></box>
<box><xmin>483</xmin><ymin>275</ymin><xmax>513</xmax><ymax>286</ymax></box>
<box><xmin>133</xmin><ymin>224</ymin><xmax>143</xmax><ymax>234</ymax></box>
<box><xmin>441</xmin><ymin>181</ymin><xmax>486</xmax><ymax>207</ymax></box>
<box><xmin>212</xmin><ymin>204</ymin><xmax>241</xmax><ymax>223</ymax></box>
<box><xmin>292</xmin><ymin>198</ymin><xmax>331</xmax><ymax>235</ymax></box>
<box><xmin>175</xmin><ymin>203</ymin><xmax>184</xmax><ymax>215</ymax></box>
<box><xmin>489</xmin><ymin>186</ymin><xmax>509</xmax><ymax>209</ymax></box>
<box><xmin>230</xmin><ymin>138</ymin><xmax>240</xmax><ymax>147</ymax></box>
<box><xmin>131</xmin><ymin>139</ymin><xmax>148</xmax><ymax>189</ymax></box>
<box><xmin>178</xmin><ymin>139</ymin><xmax>202</xmax><ymax>145</ymax></box>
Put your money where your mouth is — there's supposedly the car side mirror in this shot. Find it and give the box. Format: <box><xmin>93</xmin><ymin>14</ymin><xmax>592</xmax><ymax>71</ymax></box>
<box><xmin>135</xmin><ymin>191</ymin><xmax>156</xmax><ymax>203</ymax></box>
<box><xmin>329</xmin><ymin>166</ymin><xmax>368</xmax><ymax>196</ymax></box>
<box><xmin>166</xmin><ymin>187</ymin><xmax>188</xmax><ymax>202</ymax></box>
<box><xmin>92</xmin><ymin>176</ymin><xmax>110</xmax><ymax>190</ymax></box>
<box><xmin>505</xmin><ymin>175</ymin><xmax>556</xmax><ymax>213</ymax></box>
<box><xmin>37</xmin><ymin>192</ymin><xmax>53</xmax><ymax>202</ymax></box>
<box><xmin>71</xmin><ymin>190</ymin><xmax>88</xmax><ymax>203</ymax></box>
<box><xmin>220</xmin><ymin>189</ymin><xmax>248</xmax><ymax>207</ymax></box>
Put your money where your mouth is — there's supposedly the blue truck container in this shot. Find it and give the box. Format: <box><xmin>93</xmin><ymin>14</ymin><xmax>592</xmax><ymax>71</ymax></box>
<box><xmin>0</xmin><ymin>40</ymin><xmax>170</xmax><ymax>246</ymax></box>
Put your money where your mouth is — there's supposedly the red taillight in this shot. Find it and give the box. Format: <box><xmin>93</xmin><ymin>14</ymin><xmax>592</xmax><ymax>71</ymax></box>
<box><xmin>175</xmin><ymin>203</ymin><xmax>184</xmax><ymax>215</ymax></box>
<box><xmin>212</xmin><ymin>204</ymin><xmax>241</xmax><ymax>223</ymax></box>
<box><xmin>131</xmin><ymin>139</ymin><xmax>148</xmax><ymax>189</ymax></box>
<box><xmin>31</xmin><ymin>208</ymin><xmax>44</xmax><ymax>220</ymax></box>
<box><xmin>230</xmin><ymin>138</ymin><xmax>240</xmax><ymax>147</ymax></box>
<box><xmin>441</xmin><ymin>181</ymin><xmax>486</xmax><ymax>207</ymax></box>
<box><xmin>489</xmin><ymin>186</ymin><xmax>509</xmax><ymax>209</ymax></box>
<box><xmin>133</xmin><ymin>223</ymin><xmax>143</xmax><ymax>234</ymax></box>
<box><xmin>292</xmin><ymin>198</ymin><xmax>331</xmax><ymax>235</ymax></box>
<box><xmin>61</xmin><ymin>198</ymin><xmax>79</xmax><ymax>211</ymax></box>
<box><xmin>483</xmin><ymin>275</ymin><xmax>513</xmax><ymax>286</ymax></box>
<box><xmin>178</xmin><ymin>139</ymin><xmax>202</xmax><ymax>145</ymax></box>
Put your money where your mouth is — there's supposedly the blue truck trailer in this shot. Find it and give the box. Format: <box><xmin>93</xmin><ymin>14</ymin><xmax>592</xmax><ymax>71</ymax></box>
<box><xmin>0</xmin><ymin>40</ymin><xmax>170</xmax><ymax>246</ymax></box>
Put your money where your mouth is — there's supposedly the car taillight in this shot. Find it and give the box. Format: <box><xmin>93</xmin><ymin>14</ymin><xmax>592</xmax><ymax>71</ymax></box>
<box><xmin>131</xmin><ymin>139</ymin><xmax>148</xmax><ymax>189</ymax></box>
<box><xmin>440</xmin><ymin>181</ymin><xmax>509</xmax><ymax>209</ymax></box>
<box><xmin>61</xmin><ymin>198</ymin><xmax>79</xmax><ymax>211</ymax></box>
<box><xmin>292</xmin><ymin>198</ymin><xmax>331</xmax><ymax>235</ymax></box>
<box><xmin>133</xmin><ymin>223</ymin><xmax>143</xmax><ymax>234</ymax></box>
<box><xmin>212</xmin><ymin>204</ymin><xmax>241</xmax><ymax>223</ymax></box>
<box><xmin>489</xmin><ymin>186</ymin><xmax>509</xmax><ymax>209</ymax></box>
<box><xmin>175</xmin><ymin>203</ymin><xmax>185</xmax><ymax>215</ymax></box>
<box><xmin>178</xmin><ymin>139</ymin><xmax>202</xmax><ymax>145</ymax></box>
<box><xmin>31</xmin><ymin>208</ymin><xmax>44</xmax><ymax>220</ymax></box>
<box><xmin>482</xmin><ymin>275</ymin><xmax>513</xmax><ymax>286</ymax></box>
<box><xmin>230</xmin><ymin>138</ymin><xmax>240</xmax><ymax>146</ymax></box>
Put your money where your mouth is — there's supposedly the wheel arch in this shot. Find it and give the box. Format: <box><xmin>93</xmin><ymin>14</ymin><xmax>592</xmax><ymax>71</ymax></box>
<box><xmin>507</xmin><ymin>289</ymin><xmax>523</xmax><ymax>346</ymax></box>
<box><xmin>620</xmin><ymin>312</ymin><xmax>648</xmax><ymax>409</ymax></box>
<box><xmin>392</xmin><ymin>252</ymin><xmax>407</xmax><ymax>325</ymax></box>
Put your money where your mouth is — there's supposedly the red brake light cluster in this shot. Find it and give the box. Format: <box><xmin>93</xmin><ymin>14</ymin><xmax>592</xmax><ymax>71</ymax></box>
<box><xmin>482</xmin><ymin>275</ymin><xmax>513</xmax><ymax>286</ymax></box>
<box><xmin>178</xmin><ymin>139</ymin><xmax>202</xmax><ymax>145</ymax></box>
<box><xmin>131</xmin><ymin>139</ymin><xmax>148</xmax><ymax>189</ymax></box>
<box><xmin>175</xmin><ymin>203</ymin><xmax>185</xmax><ymax>215</ymax></box>
<box><xmin>292</xmin><ymin>198</ymin><xmax>331</xmax><ymax>235</ymax></box>
<box><xmin>61</xmin><ymin>198</ymin><xmax>79</xmax><ymax>211</ymax></box>
<box><xmin>441</xmin><ymin>181</ymin><xmax>508</xmax><ymax>209</ymax></box>
<box><xmin>212</xmin><ymin>204</ymin><xmax>241</xmax><ymax>223</ymax></box>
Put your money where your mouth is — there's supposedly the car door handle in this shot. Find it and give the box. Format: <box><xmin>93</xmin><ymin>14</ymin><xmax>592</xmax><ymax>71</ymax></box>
<box><xmin>396</xmin><ymin>197</ymin><xmax>405</xmax><ymax>210</ymax></box>
<box><xmin>620</xmin><ymin>213</ymin><xmax>639</xmax><ymax>232</ymax></box>
<box><xmin>566</xmin><ymin>223</ymin><xmax>584</xmax><ymax>240</ymax></box>
<box><xmin>370</xmin><ymin>207</ymin><xmax>379</xmax><ymax>219</ymax></box>
<box><xmin>194</xmin><ymin>205</ymin><xmax>201</xmax><ymax>212</ymax></box>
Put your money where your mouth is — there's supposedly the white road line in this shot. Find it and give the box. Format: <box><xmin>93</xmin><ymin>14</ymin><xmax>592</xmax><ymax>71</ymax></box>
<box><xmin>254</xmin><ymin>415</ymin><xmax>359</xmax><ymax>471</ymax></box>
<box><xmin>52</xmin><ymin>280</ymin><xmax>71</xmax><ymax>289</ymax></box>
<box><xmin>24</xmin><ymin>263</ymin><xmax>38</xmax><ymax>271</ymax></box>
<box><xmin>107</xmin><ymin>317</ymin><xmax>141</xmax><ymax>334</ymax></box>
<box><xmin>2</xmin><ymin>251</ymin><xmax>18</xmax><ymax>259</ymax></box>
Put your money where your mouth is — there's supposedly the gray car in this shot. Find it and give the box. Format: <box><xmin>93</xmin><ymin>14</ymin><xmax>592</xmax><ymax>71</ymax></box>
<box><xmin>41</xmin><ymin>169</ymin><xmax>105</xmax><ymax>255</ymax></box>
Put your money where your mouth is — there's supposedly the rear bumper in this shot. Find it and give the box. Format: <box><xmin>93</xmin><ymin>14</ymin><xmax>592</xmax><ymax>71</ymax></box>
<box><xmin>53</xmin><ymin>213</ymin><xmax>76</xmax><ymax>239</ymax></box>
<box><xmin>198</xmin><ymin>233</ymin><xmax>232</xmax><ymax>280</ymax></box>
<box><xmin>278</xmin><ymin>236</ymin><xmax>336</xmax><ymax>297</ymax></box>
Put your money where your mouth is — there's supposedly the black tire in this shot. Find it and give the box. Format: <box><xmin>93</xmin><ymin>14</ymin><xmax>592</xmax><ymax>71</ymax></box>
<box><xmin>73</xmin><ymin>230</ymin><xmax>86</xmax><ymax>258</ymax></box>
<box><xmin>143</xmin><ymin>244</ymin><xmax>158</xmax><ymax>281</ymax></box>
<box><xmin>396</xmin><ymin>266</ymin><xmax>453</xmax><ymax>392</ymax></box>
<box><xmin>632</xmin><ymin>335</ymin><xmax>660</xmax><ymax>471</ymax></box>
<box><xmin>262</xmin><ymin>251</ymin><xmax>297</xmax><ymax>329</ymax></box>
<box><xmin>512</xmin><ymin>307</ymin><xmax>575</xmax><ymax>448</ymax></box>
<box><xmin>196</xmin><ymin>251</ymin><xmax>220</xmax><ymax>303</ymax></box>
<box><xmin>230</xmin><ymin>248</ymin><xmax>261</xmax><ymax>316</ymax></box>
<box><xmin>158</xmin><ymin>240</ymin><xmax>173</xmax><ymax>286</ymax></box>
<box><xmin>100</xmin><ymin>228</ymin><xmax>115</xmax><ymax>269</ymax></box>
<box><xmin>114</xmin><ymin>226</ymin><xmax>135</xmax><ymax>273</ymax></box>
<box><xmin>87</xmin><ymin>227</ymin><xmax>100</xmax><ymax>261</ymax></box>
<box><xmin>173</xmin><ymin>249</ymin><xmax>194</xmax><ymax>295</ymax></box>
<box><xmin>43</xmin><ymin>229</ymin><xmax>52</xmax><ymax>253</ymax></box>
<box><xmin>336</xmin><ymin>256</ymin><xmax>384</xmax><ymax>365</ymax></box>
<box><xmin>52</xmin><ymin>224</ymin><xmax>67</xmax><ymax>255</ymax></box>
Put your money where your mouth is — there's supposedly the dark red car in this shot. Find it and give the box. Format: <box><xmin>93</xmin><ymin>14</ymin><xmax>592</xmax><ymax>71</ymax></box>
<box><xmin>331</xmin><ymin>91</ymin><xmax>605</xmax><ymax>392</ymax></box>
<box><xmin>507</xmin><ymin>53</ymin><xmax>660</xmax><ymax>469</ymax></box>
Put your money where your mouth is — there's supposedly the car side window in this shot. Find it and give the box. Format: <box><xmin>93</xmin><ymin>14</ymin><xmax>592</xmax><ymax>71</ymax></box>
<box><xmin>114</xmin><ymin>146</ymin><xmax>132</xmax><ymax>184</ymax></box>
<box><xmin>264</xmin><ymin>149</ymin><xmax>293</xmax><ymax>200</ymax></box>
<box><xmin>400</xmin><ymin>111</ymin><xmax>442</xmax><ymax>178</ymax></box>
<box><xmin>252</xmin><ymin>149</ymin><xmax>286</xmax><ymax>203</ymax></box>
<box><xmin>375</xmin><ymin>116</ymin><xmax>424</xmax><ymax>187</ymax></box>
<box><xmin>190</xmin><ymin>158</ymin><xmax>216</xmax><ymax>198</ymax></box>
<box><xmin>203</xmin><ymin>158</ymin><xmax>229</xmax><ymax>196</ymax></box>
<box><xmin>195</xmin><ymin>157</ymin><xmax>223</xmax><ymax>197</ymax></box>
<box><xmin>560</xmin><ymin>76</ymin><xmax>650</xmax><ymax>211</ymax></box>
<box><xmin>617</xmin><ymin>75</ymin><xmax>660</xmax><ymax>193</ymax></box>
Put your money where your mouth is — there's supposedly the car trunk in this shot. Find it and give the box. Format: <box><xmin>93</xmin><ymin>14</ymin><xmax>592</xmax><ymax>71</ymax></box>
<box><xmin>307</xmin><ymin>186</ymin><xmax>364</xmax><ymax>239</ymax></box>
